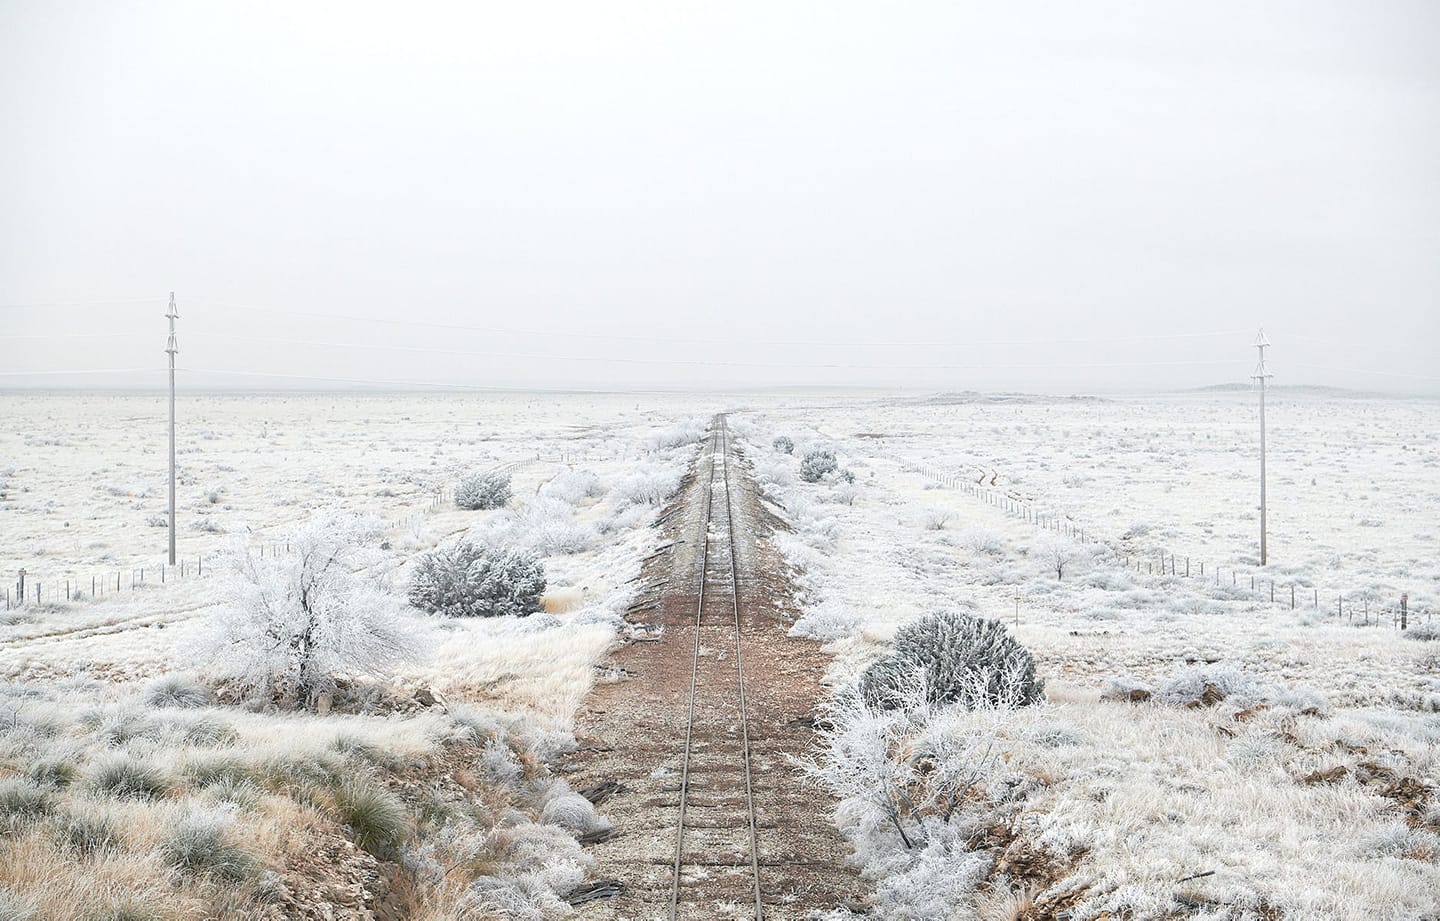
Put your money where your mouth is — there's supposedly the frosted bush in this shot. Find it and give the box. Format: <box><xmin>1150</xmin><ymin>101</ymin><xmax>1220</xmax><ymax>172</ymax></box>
<box><xmin>789</xmin><ymin>603</ymin><xmax>862</xmax><ymax>642</ymax></box>
<box><xmin>456</xmin><ymin>471</ymin><xmax>512</xmax><ymax>510</ymax></box>
<box><xmin>480</xmin><ymin>498</ymin><xmax>595</xmax><ymax>555</ymax></box>
<box><xmin>1405</xmin><ymin>621</ymin><xmax>1440</xmax><ymax>641</ymax></box>
<box><xmin>481</xmin><ymin>739</ymin><xmax>524</xmax><ymax>785</ymax></box>
<box><xmin>145</xmin><ymin>674</ymin><xmax>213</xmax><ymax>709</ymax></box>
<box><xmin>643</xmin><ymin>416</ymin><xmax>707</xmax><ymax>451</ymax></box>
<box><xmin>861</xmin><ymin>612</ymin><xmax>1045</xmax><ymax>711</ymax></box>
<box><xmin>540</xmin><ymin>783</ymin><xmax>611</xmax><ymax>836</ymax></box>
<box><xmin>772</xmin><ymin>435</ymin><xmax>795</xmax><ymax>454</ymax></box>
<box><xmin>409</xmin><ymin>541</ymin><xmax>545</xmax><ymax>618</ymax></box>
<box><xmin>539</xmin><ymin>469</ymin><xmax>605</xmax><ymax>504</ymax></box>
<box><xmin>957</xmin><ymin>527</ymin><xmax>1004</xmax><ymax>556</ymax></box>
<box><xmin>1154</xmin><ymin>663</ymin><xmax>1267</xmax><ymax>708</ymax></box>
<box><xmin>196</xmin><ymin>513</ymin><xmax>421</xmax><ymax>708</ymax></box>
<box><xmin>613</xmin><ymin>463</ymin><xmax>682</xmax><ymax>506</ymax></box>
<box><xmin>922</xmin><ymin>507</ymin><xmax>951</xmax><ymax>530</ymax></box>
<box><xmin>800</xmin><ymin>449</ymin><xmax>838</xmax><ymax>483</ymax></box>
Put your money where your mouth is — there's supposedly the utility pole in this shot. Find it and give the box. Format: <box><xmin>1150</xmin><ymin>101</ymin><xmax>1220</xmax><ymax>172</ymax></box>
<box><xmin>1252</xmin><ymin>328</ymin><xmax>1272</xmax><ymax>566</ymax></box>
<box><xmin>166</xmin><ymin>292</ymin><xmax>179</xmax><ymax>565</ymax></box>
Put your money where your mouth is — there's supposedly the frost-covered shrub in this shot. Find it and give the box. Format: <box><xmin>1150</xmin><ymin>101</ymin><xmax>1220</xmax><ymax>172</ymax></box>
<box><xmin>861</xmin><ymin>612</ymin><xmax>1045</xmax><ymax>711</ymax></box>
<box><xmin>409</xmin><ymin>541</ymin><xmax>545</xmax><ymax>619</ymax></box>
<box><xmin>644</xmin><ymin>417</ymin><xmax>707</xmax><ymax>451</ymax></box>
<box><xmin>772</xmin><ymin>435</ymin><xmax>795</xmax><ymax>455</ymax></box>
<box><xmin>464</xmin><ymin>822</ymin><xmax>591</xmax><ymax>919</ymax></box>
<box><xmin>510</xmin><ymin>498</ymin><xmax>595</xmax><ymax>555</ymax></box>
<box><xmin>613</xmin><ymin>463</ymin><xmax>682</xmax><ymax>506</ymax></box>
<box><xmin>333</xmin><ymin>779</ymin><xmax>408</xmax><ymax>857</ymax></box>
<box><xmin>145</xmin><ymin>513</ymin><xmax>167</xmax><ymax>528</ymax></box>
<box><xmin>1154</xmin><ymin>663</ymin><xmax>1267</xmax><ymax>709</ymax></box>
<box><xmin>539</xmin><ymin>469</ymin><xmax>605</xmax><ymax>504</ymax></box>
<box><xmin>1405</xmin><ymin>621</ymin><xmax>1440</xmax><ymax>641</ymax></box>
<box><xmin>197</xmin><ymin>513</ymin><xmax>422</xmax><ymax>708</ymax></box>
<box><xmin>539</xmin><ymin>782</ymin><xmax>611</xmax><ymax>836</ymax></box>
<box><xmin>161</xmin><ymin>809</ymin><xmax>256</xmax><ymax>881</ymax></box>
<box><xmin>788</xmin><ymin>603</ymin><xmax>862</xmax><ymax>642</ymax></box>
<box><xmin>87</xmin><ymin>756</ymin><xmax>170</xmax><ymax>800</ymax></box>
<box><xmin>0</xmin><ymin>778</ymin><xmax>51</xmax><ymax>823</ymax></box>
<box><xmin>456</xmin><ymin>471</ymin><xmax>513</xmax><ymax>510</ymax></box>
<box><xmin>799</xmin><ymin>449</ymin><xmax>838</xmax><ymax>483</ymax></box>
<box><xmin>923</xmin><ymin>507</ymin><xmax>952</xmax><ymax>530</ymax></box>
<box><xmin>958</xmin><ymin>527</ymin><xmax>1004</xmax><ymax>556</ymax></box>
<box><xmin>145</xmin><ymin>674</ymin><xmax>213</xmax><ymax>709</ymax></box>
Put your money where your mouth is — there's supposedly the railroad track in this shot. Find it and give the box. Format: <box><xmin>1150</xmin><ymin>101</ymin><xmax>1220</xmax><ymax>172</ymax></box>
<box><xmin>669</xmin><ymin>414</ymin><xmax>765</xmax><ymax>919</ymax></box>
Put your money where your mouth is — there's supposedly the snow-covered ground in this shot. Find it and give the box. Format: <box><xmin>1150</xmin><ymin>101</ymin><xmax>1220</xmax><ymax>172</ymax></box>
<box><xmin>734</xmin><ymin>391</ymin><xmax>1440</xmax><ymax>920</ymax></box>
<box><xmin>2</xmin><ymin>389</ymin><xmax>1436</xmax><ymax>919</ymax></box>
<box><xmin>0</xmin><ymin>391</ymin><xmax>715</xmax><ymax>919</ymax></box>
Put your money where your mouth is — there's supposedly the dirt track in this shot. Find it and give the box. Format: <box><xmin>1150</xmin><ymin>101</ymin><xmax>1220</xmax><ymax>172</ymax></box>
<box><xmin>562</xmin><ymin>423</ymin><xmax>862</xmax><ymax>920</ymax></box>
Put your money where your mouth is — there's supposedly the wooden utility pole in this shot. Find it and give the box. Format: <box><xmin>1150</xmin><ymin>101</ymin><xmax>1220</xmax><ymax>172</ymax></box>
<box><xmin>1252</xmin><ymin>329</ymin><xmax>1272</xmax><ymax>566</ymax></box>
<box><xmin>166</xmin><ymin>293</ymin><xmax>179</xmax><ymax>565</ymax></box>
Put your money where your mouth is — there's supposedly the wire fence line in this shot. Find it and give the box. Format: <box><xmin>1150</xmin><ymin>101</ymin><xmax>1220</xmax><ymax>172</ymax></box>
<box><xmin>2</xmin><ymin>484</ymin><xmax>456</xmax><ymax>612</ymax></box>
<box><xmin>891</xmin><ymin>455</ymin><xmax>1431</xmax><ymax>632</ymax></box>
<box><xmin>2</xmin><ymin>451</ymin><xmax>604</xmax><ymax>613</ymax></box>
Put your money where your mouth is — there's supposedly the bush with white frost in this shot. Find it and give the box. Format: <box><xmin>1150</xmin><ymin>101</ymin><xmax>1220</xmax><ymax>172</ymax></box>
<box><xmin>643</xmin><ymin>416</ymin><xmax>707</xmax><ymax>451</ymax></box>
<box><xmin>197</xmin><ymin>513</ymin><xmax>422</xmax><ymax>708</ymax></box>
<box><xmin>539</xmin><ymin>469</ymin><xmax>605</xmax><ymax>504</ymax></box>
<box><xmin>861</xmin><ymin>611</ymin><xmax>1045</xmax><ymax>712</ymax></box>
<box><xmin>456</xmin><ymin>471</ymin><xmax>513</xmax><ymax>510</ymax></box>
<box><xmin>475</xmin><ymin>498</ymin><xmax>595</xmax><ymax>556</ymax></box>
<box><xmin>409</xmin><ymin>541</ymin><xmax>545</xmax><ymax>618</ymax></box>
<box><xmin>612</xmin><ymin>463</ymin><xmax>683</xmax><ymax>507</ymax></box>
<box><xmin>799</xmin><ymin>449</ymin><xmax>838</xmax><ymax>483</ymax></box>
<box><xmin>772</xmin><ymin>435</ymin><xmax>794</xmax><ymax>454</ymax></box>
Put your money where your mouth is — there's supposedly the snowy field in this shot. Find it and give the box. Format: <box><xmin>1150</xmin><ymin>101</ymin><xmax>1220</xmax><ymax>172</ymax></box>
<box><xmin>0</xmin><ymin>391</ymin><xmax>720</xmax><ymax>918</ymax></box>
<box><xmin>733</xmin><ymin>390</ymin><xmax>1440</xmax><ymax>920</ymax></box>
<box><xmin>1</xmin><ymin>389</ymin><xmax>1436</xmax><ymax>919</ymax></box>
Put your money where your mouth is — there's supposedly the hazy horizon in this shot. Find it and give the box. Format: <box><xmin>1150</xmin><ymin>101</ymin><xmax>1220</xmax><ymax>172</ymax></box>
<box><xmin>3</xmin><ymin>2</ymin><xmax>1437</xmax><ymax>393</ymax></box>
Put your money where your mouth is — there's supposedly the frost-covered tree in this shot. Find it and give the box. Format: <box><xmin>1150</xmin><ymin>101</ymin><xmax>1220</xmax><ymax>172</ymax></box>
<box><xmin>772</xmin><ymin>435</ymin><xmax>795</xmax><ymax>455</ymax></box>
<box><xmin>1036</xmin><ymin>535</ymin><xmax>1076</xmax><ymax>580</ymax></box>
<box><xmin>198</xmin><ymin>513</ymin><xmax>421</xmax><ymax>709</ymax></box>
<box><xmin>799</xmin><ymin>449</ymin><xmax>838</xmax><ymax>483</ymax></box>
<box><xmin>861</xmin><ymin>611</ymin><xmax>1044</xmax><ymax>711</ymax></box>
<box><xmin>455</xmin><ymin>471</ymin><xmax>513</xmax><ymax>510</ymax></box>
<box><xmin>409</xmin><ymin>541</ymin><xmax>545</xmax><ymax>618</ymax></box>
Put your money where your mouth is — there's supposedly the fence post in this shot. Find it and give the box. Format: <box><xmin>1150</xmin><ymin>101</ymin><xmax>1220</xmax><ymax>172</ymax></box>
<box><xmin>1270</xmin><ymin>582</ymin><xmax>1274</xmax><ymax>603</ymax></box>
<box><xmin>1401</xmin><ymin>593</ymin><xmax>1408</xmax><ymax>631</ymax></box>
<box><xmin>1186</xmin><ymin>557</ymin><xmax>1190</xmax><ymax>577</ymax></box>
<box><xmin>17</xmin><ymin>568</ymin><xmax>25</xmax><ymax>605</ymax></box>
<box><xmin>1290</xmin><ymin>585</ymin><xmax>1295</xmax><ymax>610</ymax></box>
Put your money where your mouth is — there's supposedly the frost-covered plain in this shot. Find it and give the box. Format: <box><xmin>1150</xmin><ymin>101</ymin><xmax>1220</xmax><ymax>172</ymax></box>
<box><xmin>2</xmin><ymin>389</ymin><xmax>1436</xmax><ymax>919</ymax></box>
<box><xmin>734</xmin><ymin>391</ymin><xmax>1440</xmax><ymax>920</ymax></box>
<box><xmin>0</xmin><ymin>391</ymin><xmax>720</xmax><ymax>919</ymax></box>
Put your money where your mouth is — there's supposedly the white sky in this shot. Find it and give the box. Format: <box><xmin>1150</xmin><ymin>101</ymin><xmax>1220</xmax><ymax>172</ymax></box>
<box><xmin>1</xmin><ymin>1</ymin><xmax>1436</xmax><ymax>392</ymax></box>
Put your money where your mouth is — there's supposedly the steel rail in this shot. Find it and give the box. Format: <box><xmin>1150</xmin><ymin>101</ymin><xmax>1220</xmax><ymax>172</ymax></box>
<box><xmin>668</xmin><ymin>425</ymin><xmax>719</xmax><ymax>919</ymax></box>
<box><xmin>719</xmin><ymin>416</ymin><xmax>766</xmax><ymax>918</ymax></box>
<box><xmin>668</xmin><ymin>416</ymin><xmax>764</xmax><ymax>919</ymax></box>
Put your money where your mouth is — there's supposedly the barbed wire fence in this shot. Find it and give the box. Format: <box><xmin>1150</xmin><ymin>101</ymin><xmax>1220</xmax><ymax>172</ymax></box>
<box><xmin>891</xmin><ymin>455</ymin><xmax>1430</xmax><ymax>632</ymax></box>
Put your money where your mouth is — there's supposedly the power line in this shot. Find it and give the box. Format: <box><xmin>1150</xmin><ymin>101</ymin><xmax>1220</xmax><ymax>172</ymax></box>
<box><xmin>187</xmin><ymin>297</ymin><xmax>1248</xmax><ymax>349</ymax></box>
<box><xmin>0</xmin><ymin>297</ymin><xmax>157</xmax><ymax>311</ymax></box>
<box><xmin>191</xmin><ymin>332</ymin><xmax>1246</xmax><ymax>371</ymax></box>
<box><xmin>0</xmin><ymin>368</ymin><xmax>165</xmax><ymax>376</ymax></box>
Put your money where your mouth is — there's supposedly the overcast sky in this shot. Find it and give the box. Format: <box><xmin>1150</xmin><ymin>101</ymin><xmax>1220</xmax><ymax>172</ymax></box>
<box><xmin>1</xmin><ymin>1</ymin><xmax>1436</xmax><ymax>393</ymax></box>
